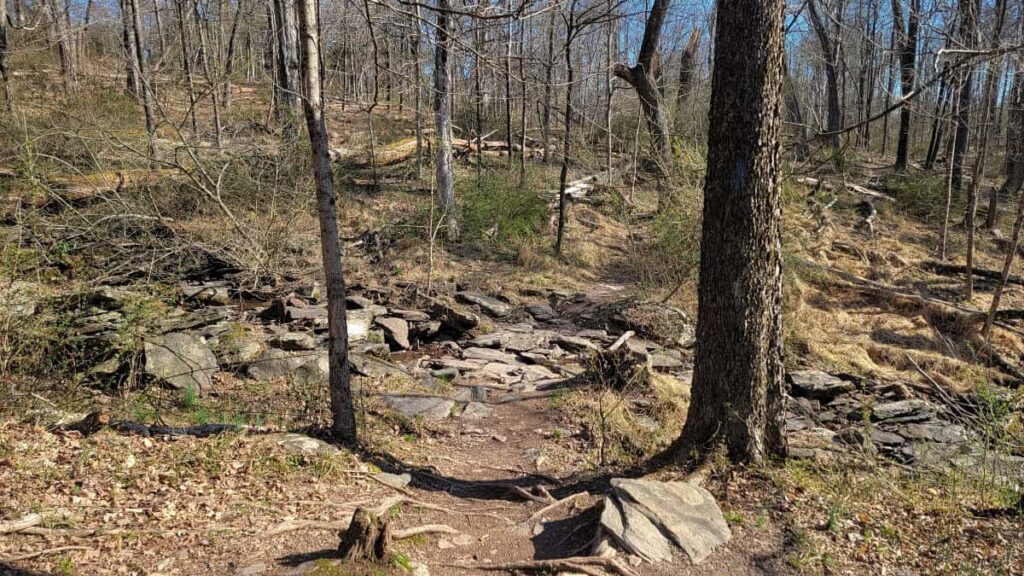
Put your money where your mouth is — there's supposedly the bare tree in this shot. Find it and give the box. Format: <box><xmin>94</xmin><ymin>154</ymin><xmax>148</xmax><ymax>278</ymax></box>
<box><xmin>295</xmin><ymin>0</ymin><xmax>357</xmax><ymax>443</ymax></box>
<box><xmin>806</xmin><ymin>0</ymin><xmax>841</xmax><ymax>150</ymax></box>
<box><xmin>673</xmin><ymin>0</ymin><xmax>787</xmax><ymax>463</ymax></box>
<box><xmin>614</xmin><ymin>0</ymin><xmax>671</xmax><ymax>187</ymax></box>
<box><xmin>891</xmin><ymin>0</ymin><xmax>920</xmax><ymax>172</ymax></box>
<box><xmin>434</xmin><ymin>0</ymin><xmax>457</xmax><ymax>238</ymax></box>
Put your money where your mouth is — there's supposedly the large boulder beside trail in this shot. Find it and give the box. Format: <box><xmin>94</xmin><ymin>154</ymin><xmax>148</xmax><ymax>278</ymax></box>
<box><xmin>143</xmin><ymin>332</ymin><xmax>218</xmax><ymax>392</ymax></box>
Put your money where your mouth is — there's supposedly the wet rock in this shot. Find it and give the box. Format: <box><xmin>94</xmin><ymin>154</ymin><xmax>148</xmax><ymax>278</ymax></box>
<box><xmin>382</xmin><ymin>395</ymin><xmax>454</xmax><ymax>420</ymax></box>
<box><xmin>525</xmin><ymin>303</ymin><xmax>556</xmax><ymax>321</ymax></box>
<box><xmin>460</xmin><ymin>401</ymin><xmax>492</xmax><ymax>419</ymax></box>
<box><xmin>267</xmin><ymin>331</ymin><xmax>316</xmax><ymax>351</ymax></box>
<box><xmin>456</xmin><ymin>291</ymin><xmax>513</xmax><ymax>317</ymax></box>
<box><xmin>374</xmin><ymin>316</ymin><xmax>410</xmax><ymax>350</ymax></box>
<box><xmin>787</xmin><ymin>370</ymin><xmax>855</xmax><ymax>401</ymax></box>
<box><xmin>603</xmin><ymin>478</ymin><xmax>731</xmax><ymax>564</ymax></box>
<box><xmin>143</xmin><ymin>332</ymin><xmax>218</xmax><ymax>392</ymax></box>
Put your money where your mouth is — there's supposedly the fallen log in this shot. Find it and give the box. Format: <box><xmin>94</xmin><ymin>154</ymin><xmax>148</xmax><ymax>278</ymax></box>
<box><xmin>0</xmin><ymin>513</ymin><xmax>43</xmax><ymax>535</ymax></box>
<box><xmin>921</xmin><ymin>259</ymin><xmax>1024</xmax><ymax>287</ymax></box>
<box><xmin>794</xmin><ymin>176</ymin><xmax>895</xmax><ymax>202</ymax></box>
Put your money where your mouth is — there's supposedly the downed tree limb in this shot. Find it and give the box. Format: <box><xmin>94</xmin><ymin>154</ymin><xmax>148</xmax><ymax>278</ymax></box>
<box><xmin>0</xmin><ymin>513</ymin><xmax>42</xmax><ymax>535</ymax></box>
<box><xmin>525</xmin><ymin>492</ymin><xmax>589</xmax><ymax>524</ymax></box>
<box><xmin>921</xmin><ymin>259</ymin><xmax>1024</xmax><ymax>287</ymax></box>
<box><xmin>0</xmin><ymin>546</ymin><xmax>93</xmax><ymax>563</ymax></box>
<box><xmin>391</xmin><ymin>524</ymin><xmax>458</xmax><ymax>539</ymax></box>
<box><xmin>794</xmin><ymin>176</ymin><xmax>895</xmax><ymax>202</ymax></box>
<box><xmin>451</xmin><ymin>556</ymin><xmax>640</xmax><ymax>576</ymax></box>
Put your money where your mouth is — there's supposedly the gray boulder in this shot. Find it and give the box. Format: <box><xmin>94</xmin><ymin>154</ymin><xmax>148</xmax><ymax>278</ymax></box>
<box><xmin>456</xmin><ymin>291</ymin><xmax>513</xmax><ymax>317</ymax></box>
<box><xmin>382</xmin><ymin>395</ymin><xmax>455</xmax><ymax>421</ymax></box>
<box><xmin>144</xmin><ymin>332</ymin><xmax>218</xmax><ymax>392</ymax></box>
<box><xmin>787</xmin><ymin>370</ymin><xmax>854</xmax><ymax>401</ymax></box>
<box><xmin>374</xmin><ymin>316</ymin><xmax>411</xmax><ymax>350</ymax></box>
<box><xmin>267</xmin><ymin>331</ymin><xmax>316</xmax><ymax>351</ymax></box>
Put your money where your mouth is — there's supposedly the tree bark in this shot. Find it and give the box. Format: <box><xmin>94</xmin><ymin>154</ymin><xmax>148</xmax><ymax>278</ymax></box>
<box><xmin>128</xmin><ymin>0</ymin><xmax>157</xmax><ymax>158</ymax></box>
<box><xmin>274</xmin><ymin>0</ymin><xmax>300</xmax><ymax>126</ymax></box>
<box><xmin>176</xmin><ymin>0</ymin><xmax>199</xmax><ymax>134</ymax></box>
<box><xmin>806</xmin><ymin>0</ymin><xmax>841</xmax><ymax>150</ymax></box>
<box><xmin>613</xmin><ymin>0</ymin><xmax>671</xmax><ymax>182</ymax></box>
<box><xmin>434</xmin><ymin>0</ymin><xmax>457</xmax><ymax>238</ymax></box>
<box><xmin>295</xmin><ymin>0</ymin><xmax>357</xmax><ymax>443</ymax></box>
<box><xmin>892</xmin><ymin>0</ymin><xmax>920</xmax><ymax>172</ymax></box>
<box><xmin>673</xmin><ymin>0</ymin><xmax>787</xmax><ymax>464</ymax></box>
<box><xmin>951</xmin><ymin>0</ymin><xmax>981</xmax><ymax>194</ymax></box>
<box><xmin>555</xmin><ymin>0</ymin><xmax>577</xmax><ymax>256</ymax></box>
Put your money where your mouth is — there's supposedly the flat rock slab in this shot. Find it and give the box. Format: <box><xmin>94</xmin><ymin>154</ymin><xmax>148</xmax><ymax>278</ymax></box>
<box><xmin>382</xmin><ymin>395</ymin><xmax>455</xmax><ymax>421</ymax></box>
<box><xmin>787</xmin><ymin>370</ymin><xmax>854</xmax><ymax>401</ymax></box>
<box><xmin>274</xmin><ymin>433</ymin><xmax>339</xmax><ymax>455</ymax></box>
<box><xmin>599</xmin><ymin>495</ymin><xmax>674</xmax><ymax>563</ymax></box>
<box><xmin>144</xmin><ymin>332</ymin><xmax>218</xmax><ymax>392</ymax></box>
<box><xmin>463</xmin><ymin>347</ymin><xmax>519</xmax><ymax>364</ymax></box>
<box><xmin>456</xmin><ymin>291</ymin><xmax>513</xmax><ymax>317</ymax></box>
<box><xmin>552</xmin><ymin>334</ymin><xmax>600</xmax><ymax>353</ymax></box>
<box><xmin>610</xmin><ymin>478</ymin><xmax>731</xmax><ymax>564</ymax></box>
<box><xmin>349</xmin><ymin>353</ymin><xmax>410</xmax><ymax>380</ymax></box>
<box><xmin>374</xmin><ymin>316</ymin><xmax>411</xmax><ymax>349</ymax></box>
<box><xmin>870</xmin><ymin>399</ymin><xmax>935</xmax><ymax>422</ymax></box>
<box><xmin>267</xmin><ymin>331</ymin><xmax>316</xmax><ymax>351</ymax></box>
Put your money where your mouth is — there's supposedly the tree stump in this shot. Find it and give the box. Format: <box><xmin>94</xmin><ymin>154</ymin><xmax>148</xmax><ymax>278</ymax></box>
<box><xmin>337</xmin><ymin>507</ymin><xmax>392</xmax><ymax>561</ymax></box>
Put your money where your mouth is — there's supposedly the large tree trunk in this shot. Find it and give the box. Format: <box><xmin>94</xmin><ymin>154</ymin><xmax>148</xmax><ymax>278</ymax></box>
<box><xmin>295</xmin><ymin>0</ymin><xmax>356</xmax><ymax>443</ymax></box>
<box><xmin>613</xmin><ymin>0</ymin><xmax>671</xmax><ymax>186</ymax></box>
<box><xmin>434</xmin><ymin>0</ymin><xmax>457</xmax><ymax>239</ymax></box>
<box><xmin>892</xmin><ymin>0</ymin><xmax>920</xmax><ymax>172</ymax></box>
<box><xmin>950</xmin><ymin>0</ymin><xmax>981</xmax><ymax>194</ymax></box>
<box><xmin>673</xmin><ymin>0</ymin><xmax>787</xmax><ymax>464</ymax></box>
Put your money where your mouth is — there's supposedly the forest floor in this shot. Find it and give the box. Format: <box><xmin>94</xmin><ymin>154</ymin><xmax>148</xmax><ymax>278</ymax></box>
<box><xmin>1</xmin><ymin>76</ymin><xmax>1022</xmax><ymax>575</ymax></box>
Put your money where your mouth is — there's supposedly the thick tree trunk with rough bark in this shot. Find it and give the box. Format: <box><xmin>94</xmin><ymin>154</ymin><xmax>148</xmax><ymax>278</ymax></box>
<box><xmin>295</xmin><ymin>0</ymin><xmax>356</xmax><ymax>443</ymax></box>
<box><xmin>434</xmin><ymin>0</ymin><xmax>457</xmax><ymax>238</ymax></box>
<box><xmin>673</xmin><ymin>0</ymin><xmax>787</xmax><ymax>464</ymax></box>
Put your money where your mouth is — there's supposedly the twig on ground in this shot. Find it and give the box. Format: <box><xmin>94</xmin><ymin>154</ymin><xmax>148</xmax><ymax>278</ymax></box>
<box><xmin>392</xmin><ymin>524</ymin><xmax>458</xmax><ymax>539</ymax></box>
<box><xmin>0</xmin><ymin>546</ymin><xmax>93</xmax><ymax>563</ymax></box>
<box><xmin>451</xmin><ymin>556</ymin><xmax>639</xmax><ymax>576</ymax></box>
<box><xmin>526</xmin><ymin>492</ymin><xmax>589</xmax><ymax>524</ymax></box>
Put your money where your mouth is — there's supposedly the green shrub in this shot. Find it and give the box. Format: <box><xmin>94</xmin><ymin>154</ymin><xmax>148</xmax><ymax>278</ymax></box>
<box><xmin>459</xmin><ymin>171</ymin><xmax>548</xmax><ymax>244</ymax></box>
<box><xmin>885</xmin><ymin>174</ymin><xmax>952</xmax><ymax>220</ymax></box>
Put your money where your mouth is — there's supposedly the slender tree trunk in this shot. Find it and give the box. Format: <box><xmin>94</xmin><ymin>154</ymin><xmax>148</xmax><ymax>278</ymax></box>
<box><xmin>951</xmin><ymin>0</ymin><xmax>981</xmax><ymax>194</ymax></box>
<box><xmin>673</xmin><ymin>0</ymin><xmax>787</xmax><ymax>464</ymax></box>
<box><xmin>193</xmin><ymin>0</ymin><xmax>224</xmax><ymax>148</ymax></box>
<box><xmin>177</xmin><ymin>0</ymin><xmax>199</xmax><ymax>133</ymax></box>
<box><xmin>474</xmin><ymin>18</ymin><xmax>484</xmax><ymax>177</ymax></box>
<box><xmin>129</xmin><ymin>0</ymin><xmax>157</xmax><ymax>157</ymax></box>
<box><xmin>0</xmin><ymin>0</ymin><xmax>11</xmax><ymax>111</ymax></box>
<box><xmin>413</xmin><ymin>6</ymin><xmax>424</xmax><ymax>179</ymax></box>
<box><xmin>504</xmin><ymin>0</ymin><xmax>514</xmax><ymax>167</ymax></box>
<box><xmin>605</xmin><ymin>0</ymin><xmax>615</xmax><ymax>185</ymax></box>
<box><xmin>295</xmin><ymin>0</ymin><xmax>356</xmax><ymax>443</ymax></box>
<box><xmin>51</xmin><ymin>0</ymin><xmax>77</xmax><ymax>94</ymax></box>
<box><xmin>554</xmin><ymin>3</ymin><xmax>576</xmax><ymax>257</ymax></box>
<box><xmin>434</xmin><ymin>0</ymin><xmax>457</xmax><ymax>238</ymax></box>
<box><xmin>892</xmin><ymin>0</ymin><xmax>920</xmax><ymax>172</ymax></box>
<box><xmin>274</xmin><ymin>0</ymin><xmax>300</xmax><ymax>127</ymax></box>
<box><xmin>518</xmin><ymin>16</ymin><xmax>527</xmax><ymax>180</ymax></box>
<box><xmin>807</xmin><ymin>0</ymin><xmax>840</xmax><ymax>149</ymax></box>
<box><xmin>965</xmin><ymin>0</ymin><xmax>1007</xmax><ymax>295</ymax></box>
<box><xmin>223</xmin><ymin>0</ymin><xmax>244</xmax><ymax>113</ymax></box>
<box><xmin>541</xmin><ymin>5</ymin><xmax>556</xmax><ymax>164</ymax></box>
<box><xmin>676</xmin><ymin>28</ymin><xmax>699</xmax><ymax>110</ymax></box>
<box><xmin>880</xmin><ymin>25</ymin><xmax>896</xmax><ymax>155</ymax></box>
<box><xmin>988</xmin><ymin>66</ymin><xmax>1024</xmax><ymax>229</ymax></box>
<box><xmin>783</xmin><ymin>57</ymin><xmax>809</xmax><ymax>161</ymax></box>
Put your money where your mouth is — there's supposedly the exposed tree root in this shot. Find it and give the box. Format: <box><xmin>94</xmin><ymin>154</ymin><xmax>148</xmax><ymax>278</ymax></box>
<box><xmin>452</xmin><ymin>556</ymin><xmax>639</xmax><ymax>576</ymax></box>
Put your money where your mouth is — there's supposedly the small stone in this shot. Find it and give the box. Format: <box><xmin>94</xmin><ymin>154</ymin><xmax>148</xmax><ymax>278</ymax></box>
<box><xmin>460</xmin><ymin>402</ymin><xmax>492</xmax><ymax>420</ymax></box>
<box><xmin>525</xmin><ymin>303</ymin><xmax>556</xmax><ymax>321</ymax></box>
<box><xmin>437</xmin><ymin>539</ymin><xmax>455</xmax><ymax>550</ymax></box>
<box><xmin>372</xmin><ymin>472</ymin><xmax>412</xmax><ymax>489</ymax></box>
<box><xmin>274</xmin><ymin>433</ymin><xmax>339</xmax><ymax>455</ymax></box>
<box><xmin>870</xmin><ymin>399</ymin><xmax>935</xmax><ymax>422</ymax></box>
<box><xmin>492</xmin><ymin>434</ymin><xmax>507</xmax><ymax>443</ymax></box>
<box><xmin>452</xmin><ymin>534</ymin><xmax>475</xmax><ymax>546</ymax></box>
